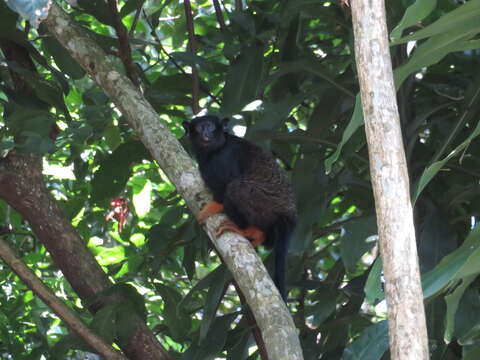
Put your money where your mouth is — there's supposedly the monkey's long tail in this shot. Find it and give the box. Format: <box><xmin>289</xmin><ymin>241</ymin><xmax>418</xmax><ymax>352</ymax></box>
<box><xmin>270</xmin><ymin>216</ymin><xmax>296</xmax><ymax>301</ymax></box>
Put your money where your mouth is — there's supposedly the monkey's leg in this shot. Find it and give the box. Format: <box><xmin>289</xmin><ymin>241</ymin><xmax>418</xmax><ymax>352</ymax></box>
<box><xmin>216</xmin><ymin>220</ymin><xmax>265</xmax><ymax>246</ymax></box>
<box><xmin>197</xmin><ymin>201</ymin><xmax>224</xmax><ymax>224</ymax></box>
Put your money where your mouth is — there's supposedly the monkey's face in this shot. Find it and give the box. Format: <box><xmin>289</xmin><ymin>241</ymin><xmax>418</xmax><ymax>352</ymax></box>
<box><xmin>184</xmin><ymin>116</ymin><xmax>228</xmax><ymax>152</ymax></box>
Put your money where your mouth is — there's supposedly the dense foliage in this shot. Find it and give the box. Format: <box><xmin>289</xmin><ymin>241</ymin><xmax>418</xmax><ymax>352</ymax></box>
<box><xmin>1</xmin><ymin>0</ymin><xmax>480</xmax><ymax>358</ymax></box>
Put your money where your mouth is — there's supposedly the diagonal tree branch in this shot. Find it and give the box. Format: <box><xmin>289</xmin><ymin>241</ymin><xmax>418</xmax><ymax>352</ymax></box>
<box><xmin>43</xmin><ymin>3</ymin><xmax>302</xmax><ymax>359</ymax></box>
<box><xmin>0</xmin><ymin>237</ymin><xmax>127</xmax><ymax>360</ymax></box>
<box><xmin>0</xmin><ymin>152</ymin><xmax>173</xmax><ymax>360</ymax></box>
<box><xmin>0</xmin><ymin>35</ymin><xmax>171</xmax><ymax>360</ymax></box>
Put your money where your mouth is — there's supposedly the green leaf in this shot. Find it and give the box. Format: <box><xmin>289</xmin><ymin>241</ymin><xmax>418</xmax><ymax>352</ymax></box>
<box><xmin>464</xmin><ymin>347</ymin><xmax>480</xmax><ymax>360</ymax></box>
<box><xmin>179</xmin><ymin>265</ymin><xmax>228</xmax><ymax>314</ymax></box>
<box><xmin>156</xmin><ymin>283</ymin><xmax>192</xmax><ymax>341</ymax></box>
<box><xmin>77</xmin><ymin>0</ymin><xmax>113</xmax><ymax>26</ymax></box>
<box><xmin>422</xmin><ymin>224</ymin><xmax>480</xmax><ymax>299</ymax></box>
<box><xmin>91</xmin><ymin>141</ymin><xmax>150</xmax><ymax>204</ymax></box>
<box><xmin>229</xmin><ymin>11</ymin><xmax>256</xmax><ymax>37</ymax></box>
<box><xmin>327</xmin><ymin>2</ymin><xmax>480</xmax><ymax>172</ymax></box>
<box><xmin>90</xmin><ymin>304</ymin><xmax>117</xmax><ymax>344</ymax></box>
<box><xmin>148</xmin><ymin>223</ymin><xmax>177</xmax><ymax>254</ymax></box>
<box><xmin>195</xmin><ymin>313</ymin><xmax>239</xmax><ymax>360</ymax></box>
<box><xmin>390</xmin><ymin>0</ymin><xmax>437</xmax><ymax>41</ymax></box>
<box><xmin>145</xmin><ymin>74</ymin><xmax>193</xmax><ymax>108</ymax></box>
<box><xmin>222</xmin><ymin>43</ymin><xmax>264</xmax><ymax>115</ymax></box>
<box><xmin>18</xmin><ymin>132</ymin><xmax>55</xmax><ymax>154</ymax></box>
<box><xmin>325</xmin><ymin>95</ymin><xmax>363</xmax><ymax>173</ymax></box>
<box><xmin>170</xmin><ymin>52</ymin><xmax>214</xmax><ymax>72</ymax></box>
<box><xmin>94</xmin><ymin>246</ymin><xmax>126</xmax><ymax>266</ymax></box>
<box><xmin>395</xmin><ymin>31</ymin><xmax>480</xmax><ymax>87</ymax></box>
<box><xmin>391</xmin><ymin>0</ymin><xmax>480</xmax><ymax>45</ymax></box>
<box><xmin>340</xmin><ymin>217</ymin><xmax>377</xmax><ymax>273</ymax></box>
<box><xmin>199</xmin><ymin>267</ymin><xmax>232</xmax><ymax>343</ymax></box>
<box><xmin>115</xmin><ymin>254</ymin><xmax>144</xmax><ymax>278</ymax></box>
<box><xmin>364</xmin><ymin>257</ymin><xmax>384</xmax><ymax>305</ymax></box>
<box><xmin>306</xmin><ymin>290</ymin><xmax>338</xmax><ymax>326</ymax></box>
<box><xmin>342</xmin><ymin>320</ymin><xmax>389</xmax><ymax>360</ymax></box>
<box><xmin>40</xmin><ymin>26</ymin><xmax>86</xmax><ymax>80</ymax></box>
<box><xmin>444</xmin><ymin>275</ymin><xmax>476</xmax><ymax>342</ymax></box>
<box><xmin>104</xmin><ymin>124</ymin><xmax>122</xmax><ymax>150</ymax></box>
<box><xmin>412</xmin><ymin>97</ymin><xmax>480</xmax><ymax>204</ymax></box>
<box><xmin>120</xmin><ymin>0</ymin><xmax>145</xmax><ymax>17</ymax></box>
<box><xmin>131</xmin><ymin>177</ymin><xmax>152</xmax><ymax>219</ymax></box>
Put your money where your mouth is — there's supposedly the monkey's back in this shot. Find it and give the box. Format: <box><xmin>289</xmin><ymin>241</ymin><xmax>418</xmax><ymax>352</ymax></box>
<box><xmin>224</xmin><ymin>137</ymin><xmax>297</xmax><ymax>231</ymax></box>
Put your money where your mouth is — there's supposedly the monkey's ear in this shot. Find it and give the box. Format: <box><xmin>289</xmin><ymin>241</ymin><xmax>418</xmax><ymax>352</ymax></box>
<box><xmin>182</xmin><ymin>121</ymin><xmax>190</xmax><ymax>136</ymax></box>
<box><xmin>221</xmin><ymin>118</ymin><xmax>229</xmax><ymax>132</ymax></box>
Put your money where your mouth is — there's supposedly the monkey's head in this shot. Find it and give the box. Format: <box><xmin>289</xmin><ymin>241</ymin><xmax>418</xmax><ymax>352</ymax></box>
<box><xmin>183</xmin><ymin>116</ymin><xmax>229</xmax><ymax>153</ymax></box>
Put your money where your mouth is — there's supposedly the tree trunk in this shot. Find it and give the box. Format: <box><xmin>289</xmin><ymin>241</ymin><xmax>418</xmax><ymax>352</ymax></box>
<box><xmin>350</xmin><ymin>0</ymin><xmax>429</xmax><ymax>359</ymax></box>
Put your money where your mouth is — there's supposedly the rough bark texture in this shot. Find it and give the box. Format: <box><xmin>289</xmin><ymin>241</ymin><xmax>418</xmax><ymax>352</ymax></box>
<box><xmin>0</xmin><ymin>153</ymin><xmax>172</xmax><ymax>360</ymax></box>
<box><xmin>350</xmin><ymin>1</ymin><xmax>429</xmax><ymax>359</ymax></box>
<box><xmin>43</xmin><ymin>3</ymin><xmax>303</xmax><ymax>359</ymax></box>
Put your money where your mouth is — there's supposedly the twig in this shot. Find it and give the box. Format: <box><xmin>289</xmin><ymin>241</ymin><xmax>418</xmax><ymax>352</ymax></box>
<box><xmin>235</xmin><ymin>0</ymin><xmax>243</xmax><ymax>11</ymax></box>
<box><xmin>142</xmin><ymin>9</ymin><xmax>221</xmax><ymax>106</ymax></box>
<box><xmin>0</xmin><ymin>237</ymin><xmax>127</xmax><ymax>360</ymax></box>
<box><xmin>232</xmin><ymin>281</ymin><xmax>268</xmax><ymax>360</ymax></box>
<box><xmin>183</xmin><ymin>0</ymin><xmax>201</xmax><ymax>114</ymax></box>
<box><xmin>212</xmin><ymin>0</ymin><xmax>227</xmax><ymax>32</ymax></box>
<box><xmin>107</xmin><ymin>0</ymin><xmax>140</xmax><ymax>87</ymax></box>
<box><xmin>129</xmin><ymin>0</ymin><xmax>146</xmax><ymax>37</ymax></box>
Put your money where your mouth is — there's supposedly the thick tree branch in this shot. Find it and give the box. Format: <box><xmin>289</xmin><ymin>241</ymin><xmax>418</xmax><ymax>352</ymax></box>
<box><xmin>43</xmin><ymin>3</ymin><xmax>302</xmax><ymax>359</ymax></box>
<box><xmin>183</xmin><ymin>0</ymin><xmax>200</xmax><ymax>114</ymax></box>
<box><xmin>0</xmin><ymin>152</ymin><xmax>172</xmax><ymax>360</ymax></box>
<box><xmin>0</xmin><ymin>237</ymin><xmax>127</xmax><ymax>360</ymax></box>
<box><xmin>350</xmin><ymin>0</ymin><xmax>429</xmax><ymax>359</ymax></box>
<box><xmin>0</xmin><ymin>35</ymin><xmax>170</xmax><ymax>360</ymax></box>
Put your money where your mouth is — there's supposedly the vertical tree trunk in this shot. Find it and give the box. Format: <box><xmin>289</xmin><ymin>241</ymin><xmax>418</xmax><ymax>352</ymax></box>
<box><xmin>350</xmin><ymin>1</ymin><xmax>429</xmax><ymax>359</ymax></box>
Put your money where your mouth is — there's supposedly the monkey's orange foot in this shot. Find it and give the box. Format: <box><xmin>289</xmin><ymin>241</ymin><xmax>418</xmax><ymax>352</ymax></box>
<box><xmin>216</xmin><ymin>221</ymin><xmax>266</xmax><ymax>246</ymax></box>
<box><xmin>197</xmin><ymin>201</ymin><xmax>224</xmax><ymax>224</ymax></box>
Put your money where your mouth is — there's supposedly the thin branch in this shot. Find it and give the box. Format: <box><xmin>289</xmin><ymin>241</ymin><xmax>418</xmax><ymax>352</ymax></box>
<box><xmin>235</xmin><ymin>0</ymin><xmax>243</xmax><ymax>11</ymax></box>
<box><xmin>142</xmin><ymin>10</ymin><xmax>221</xmax><ymax>106</ymax></box>
<box><xmin>233</xmin><ymin>281</ymin><xmax>268</xmax><ymax>360</ymax></box>
<box><xmin>183</xmin><ymin>0</ymin><xmax>200</xmax><ymax>114</ymax></box>
<box><xmin>129</xmin><ymin>0</ymin><xmax>146</xmax><ymax>37</ymax></box>
<box><xmin>107</xmin><ymin>0</ymin><xmax>140</xmax><ymax>87</ymax></box>
<box><xmin>0</xmin><ymin>237</ymin><xmax>127</xmax><ymax>360</ymax></box>
<box><xmin>212</xmin><ymin>0</ymin><xmax>227</xmax><ymax>32</ymax></box>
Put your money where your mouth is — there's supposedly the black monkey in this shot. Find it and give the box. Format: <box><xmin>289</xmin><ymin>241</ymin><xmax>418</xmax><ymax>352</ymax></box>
<box><xmin>183</xmin><ymin>115</ymin><xmax>297</xmax><ymax>300</ymax></box>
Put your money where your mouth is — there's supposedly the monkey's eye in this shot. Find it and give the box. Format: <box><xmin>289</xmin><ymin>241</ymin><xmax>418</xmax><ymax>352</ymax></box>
<box><xmin>205</xmin><ymin>122</ymin><xmax>215</xmax><ymax>132</ymax></box>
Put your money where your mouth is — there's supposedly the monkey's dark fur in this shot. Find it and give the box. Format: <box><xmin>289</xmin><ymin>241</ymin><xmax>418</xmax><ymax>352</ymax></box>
<box><xmin>183</xmin><ymin>115</ymin><xmax>297</xmax><ymax>299</ymax></box>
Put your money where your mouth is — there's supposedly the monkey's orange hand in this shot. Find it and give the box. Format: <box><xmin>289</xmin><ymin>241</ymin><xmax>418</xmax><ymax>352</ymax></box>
<box><xmin>197</xmin><ymin>201</ymin><xmax>224</xmax><ymax>224</ymax></box>
<box><xmin>216</xmin><ymin>220</ymin><xmax>265</xmax><ymax>246</ymax></box>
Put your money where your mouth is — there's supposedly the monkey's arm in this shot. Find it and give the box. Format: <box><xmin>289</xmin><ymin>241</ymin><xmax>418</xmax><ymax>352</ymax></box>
<box><xmin>197</xmin><ymin>201</ymin><xmax>224</xmax><ymax>223</ymax></box>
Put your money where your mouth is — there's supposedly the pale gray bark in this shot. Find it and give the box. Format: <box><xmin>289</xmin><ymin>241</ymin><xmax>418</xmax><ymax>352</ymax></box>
<box><xmin>43</xmin><ymin>3</ymin><xmax>302</xmax><ymax>359</ymax></box>
<box><xmin>350</xmin><ymin>1</ymin><xmax>429</xmax><ymax>359</ymax></box>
